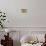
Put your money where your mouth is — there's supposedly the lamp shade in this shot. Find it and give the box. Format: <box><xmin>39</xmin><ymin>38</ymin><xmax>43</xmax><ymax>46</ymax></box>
<box><xmin>5</xmin><ymin>29</ymin><xmax>10</xmax><ymax>33</ymax></box>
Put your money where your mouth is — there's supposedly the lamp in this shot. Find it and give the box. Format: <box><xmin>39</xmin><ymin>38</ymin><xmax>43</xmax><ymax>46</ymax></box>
<box><xmin>5</xmin><ymin>29</ymin><xmax>10</xmax><ymax>37</ymax></box>
<box><xmin>5</xmin><ymin>29</ymin><xmax>9</xmax><ymax>33</ymax></box>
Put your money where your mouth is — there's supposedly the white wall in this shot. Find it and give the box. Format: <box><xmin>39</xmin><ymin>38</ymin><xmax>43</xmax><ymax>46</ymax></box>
<box><xmin>31</xmin><ymin>0</ymin><xmax>46</xmax><ymax>27</ymax></box>
<box><xmin>0</xmin><ymin>0</ymin><xmax>46</xmax><ymax>27</ymax></box>
<box><xmin>0</xmin><ymin>0</ymin><xmax>46</xmax><ymax>32</ymax></box>
<box><xmin>6</xmin><ymin>0</ymin><xmax>31</xmax><ymax>27</ymax></box>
